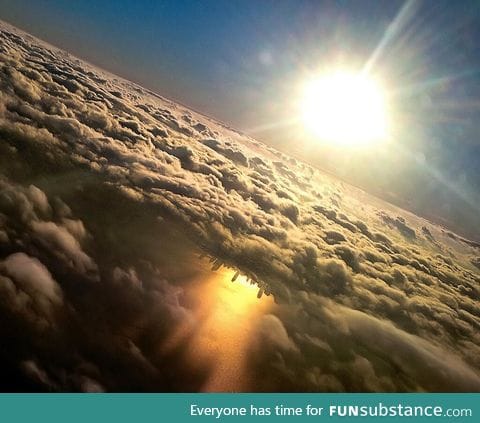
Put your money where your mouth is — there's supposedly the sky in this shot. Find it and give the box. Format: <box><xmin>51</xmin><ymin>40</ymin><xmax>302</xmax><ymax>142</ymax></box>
<box><xmin>1</xmin><ymin>0</ymin><xmax>480</xmax><ymax>238</ymax></box>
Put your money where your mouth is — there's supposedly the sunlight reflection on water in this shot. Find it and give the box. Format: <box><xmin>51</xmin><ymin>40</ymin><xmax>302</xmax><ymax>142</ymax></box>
<box><xmin>162</xmin><ymin>261</ymin><xmax>274</xmax><ymax>392</ymax></box>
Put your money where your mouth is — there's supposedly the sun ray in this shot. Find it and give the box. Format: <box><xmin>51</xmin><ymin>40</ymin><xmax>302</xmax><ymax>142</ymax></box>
<box><xmin>362</xmin><ymin>0</ymin><xmax>418</xmax><ymax>75</ymax></box>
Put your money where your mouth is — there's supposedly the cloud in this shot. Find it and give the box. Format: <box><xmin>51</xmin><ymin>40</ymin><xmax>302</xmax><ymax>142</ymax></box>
<box><xmin>0</xmin><ymin>21</ymin><xmax>479</xmax><ymax>392</ymax></box>
<box><xmin>2</xmin><ymin>253</ymin><xmax>62</xmax><ymax>306</ymax></box>
<box><xmin>253</xmin><ymin>314</ymin><xmax>298</xmax><ymax>352</ymax></box>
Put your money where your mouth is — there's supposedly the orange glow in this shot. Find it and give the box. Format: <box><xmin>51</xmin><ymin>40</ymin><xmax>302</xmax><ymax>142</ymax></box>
<box><xmin>162</xmin><ymin>262</ymin><xmax>273</xmax><ymax>392</ymax></box>
<box><xmin>191</xmin><ymin>268</ymin><xmax>273</xmax><ymax>392</ymax></box>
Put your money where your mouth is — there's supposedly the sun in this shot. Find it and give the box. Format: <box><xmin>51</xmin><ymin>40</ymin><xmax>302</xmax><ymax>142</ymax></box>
<box><xmin>301</xmin><ymin>71</ymin><xmax>389</xmax><ymax>147</ymax></box>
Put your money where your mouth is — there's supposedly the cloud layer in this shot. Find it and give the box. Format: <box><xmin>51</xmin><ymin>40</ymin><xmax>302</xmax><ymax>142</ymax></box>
<box><xmin>0</xmin><ymin>21</ymin><xmax>479</xmax><ymax>392</ymax></box>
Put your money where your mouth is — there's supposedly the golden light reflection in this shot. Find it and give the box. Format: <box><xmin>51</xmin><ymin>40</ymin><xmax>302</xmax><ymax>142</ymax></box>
<box><xmin>162</xmin><ymin>261</ymin><xmax>273</xmax><ymax>392</ymax></box>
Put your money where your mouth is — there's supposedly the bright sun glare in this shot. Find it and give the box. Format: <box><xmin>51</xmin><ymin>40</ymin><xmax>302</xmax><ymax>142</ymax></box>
<box><xmin>301</xmin><ymin>71</ymin><xmax>389</xmax><ymax>147</ymax></box>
